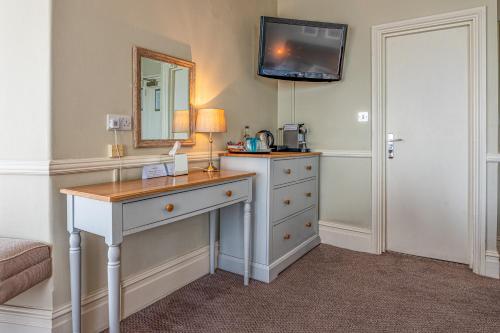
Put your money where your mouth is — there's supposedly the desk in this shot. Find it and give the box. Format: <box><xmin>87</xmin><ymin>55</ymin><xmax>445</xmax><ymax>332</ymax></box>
<box><xmin>61</xmin><ymin>171</ymin><xmax>255</xmax><ymax>333</ymax></box>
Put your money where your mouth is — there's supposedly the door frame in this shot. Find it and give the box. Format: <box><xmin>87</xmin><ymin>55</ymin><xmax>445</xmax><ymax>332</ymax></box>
<box><xmin>371</xmin><ymin>7</ymin><xmax>487</xmax><ymax>274</ymax></box>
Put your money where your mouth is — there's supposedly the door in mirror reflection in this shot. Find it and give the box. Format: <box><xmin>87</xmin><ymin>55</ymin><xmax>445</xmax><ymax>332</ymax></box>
<box><xmin>141</xmin><ymin>58</ymin><xmax>190</xmax><ymax>140</ymax></box>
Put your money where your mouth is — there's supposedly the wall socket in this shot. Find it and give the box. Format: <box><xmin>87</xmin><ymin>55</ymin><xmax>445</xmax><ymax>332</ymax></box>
<box><xmin>357</xmin><ymin>112</ymin><xmax>369</xmax><ymax>122</ymax></box>
<box><xmin>107</xmin><ymin>114</ymin><xmax>132</xmax><ymax>130</ymax></box>
<box><xmin>108</xmin><ymin>144</ymin><xmax>125</xmax><ymax>158</ymax></box>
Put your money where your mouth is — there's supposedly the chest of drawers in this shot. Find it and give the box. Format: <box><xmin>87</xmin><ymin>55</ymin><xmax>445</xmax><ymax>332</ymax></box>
<box><xmin>219</xmin><ymin>152</ymin><xmax>321</xmax><ymax>283</ymax></box>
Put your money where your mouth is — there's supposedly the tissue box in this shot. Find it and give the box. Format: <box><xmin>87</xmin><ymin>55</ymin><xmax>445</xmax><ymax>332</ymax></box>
<box><xmin>166</xmin><ymin>154</ymin><xmax>188</xmax><ymax>176</ymax></box>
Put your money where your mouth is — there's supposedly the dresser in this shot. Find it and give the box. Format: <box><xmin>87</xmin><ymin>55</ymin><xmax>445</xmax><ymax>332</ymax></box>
<box><xmin>219</xmin><ymin>152</ymin><xmax>321</xmax><ymax>283</ymax></box>
<box><xmin>61</xmin><ymin>171</ymin><xmax>255</xmax><ymax>333</ymax></box>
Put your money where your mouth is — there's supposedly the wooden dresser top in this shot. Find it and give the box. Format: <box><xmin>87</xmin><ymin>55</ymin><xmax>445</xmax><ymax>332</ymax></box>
<box><xmin>60</xmin><ymin>170</ymin><xmax>255</xmax><ymax>202</ymax></box>
<box><xmin>220</xmin><ymin>152</ymin><xmax>321</xmax><ymax>159</ymax></box>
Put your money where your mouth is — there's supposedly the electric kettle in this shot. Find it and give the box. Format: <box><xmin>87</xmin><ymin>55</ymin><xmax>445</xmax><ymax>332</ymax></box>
<box><xmin>256</xmin><ymin>130</ymin><xmax>274</xmax><ymax>150</ymax></box>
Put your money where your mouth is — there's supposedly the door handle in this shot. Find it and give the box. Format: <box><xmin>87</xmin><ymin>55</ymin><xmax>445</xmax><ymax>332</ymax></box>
<box><xmin>387</xmin><ymin>133</ymin><xmax>404</xmax><ymax>159</ymax></box>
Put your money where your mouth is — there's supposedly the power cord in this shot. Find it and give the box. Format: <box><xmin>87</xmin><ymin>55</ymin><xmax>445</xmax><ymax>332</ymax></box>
<box><xmin>113</xmin><ymin>129</ymin><xmax>122</xmax><ymax>181</ymax></box>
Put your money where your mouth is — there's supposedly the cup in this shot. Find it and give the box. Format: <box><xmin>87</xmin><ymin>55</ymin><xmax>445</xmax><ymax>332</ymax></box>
<box><xmin>246</xmin><ymin>137</ymin><xmax>258</xmax><ymax>152</ymax></box>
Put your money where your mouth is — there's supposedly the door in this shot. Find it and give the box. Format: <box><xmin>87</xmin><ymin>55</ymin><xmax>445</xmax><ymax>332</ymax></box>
<box><xmin>385</xmin><ymin>25</ymin><xmax>469</xmax><ymax>264</ymax></box>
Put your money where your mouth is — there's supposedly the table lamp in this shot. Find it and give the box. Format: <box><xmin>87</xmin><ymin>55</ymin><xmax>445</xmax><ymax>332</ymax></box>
<box><xmin>196</xmin><ymin>108</ymin><xmax>226</xmax><ymax>172</ymax></box>
<box><xmin>173</xmin><ymin>110</ymin><xmax>190</xmax><ymax>133</ymax></box>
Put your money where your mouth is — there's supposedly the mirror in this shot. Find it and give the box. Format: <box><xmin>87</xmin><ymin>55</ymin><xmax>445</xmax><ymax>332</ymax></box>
<box><xmin>133</xmin><ymin>47</ymin><xmax>195</xmax><ymax>147</ymax></box>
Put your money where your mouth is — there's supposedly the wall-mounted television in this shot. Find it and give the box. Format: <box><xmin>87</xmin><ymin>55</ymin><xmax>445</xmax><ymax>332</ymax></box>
<box><xmin>258</xmin><ymin>16</ymin><xmax>348</xmax><ymax>82</ymax></box>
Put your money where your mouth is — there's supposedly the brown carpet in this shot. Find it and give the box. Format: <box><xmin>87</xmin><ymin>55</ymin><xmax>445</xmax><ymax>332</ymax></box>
<box><xmin>115</xmin><ymin>245</ymin><xmax>500</xmax><ymax>332</ymax></box>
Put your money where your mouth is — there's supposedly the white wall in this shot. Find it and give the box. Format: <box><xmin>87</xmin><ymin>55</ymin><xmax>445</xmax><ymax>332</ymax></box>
<box><xmin>0</xmin><ymin>0</ymin><xmax>52</xmax><ymax>160</ymax></box>
<box><xmin>277</xmin><ymin>0</ymin><xmax>499</xmax><ymax>251</ymax></box>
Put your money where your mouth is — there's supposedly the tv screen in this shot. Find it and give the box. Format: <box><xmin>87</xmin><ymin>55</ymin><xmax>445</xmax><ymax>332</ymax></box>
<box><xmin>258</xmin><ymin>16</ymin><xmax>348</xmax><ymax>82</ymax></box>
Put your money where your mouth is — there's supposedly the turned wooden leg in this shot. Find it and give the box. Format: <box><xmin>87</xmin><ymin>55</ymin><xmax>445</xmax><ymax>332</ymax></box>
<box><xmin>69</xmin><ymin>231</ymin><xmax>81</xmax><ymax>333</ymax></box>
<box><xmin>107</xmin><ymin>244</ymin><xmax>121</xmax><ymax>333</ymax></box>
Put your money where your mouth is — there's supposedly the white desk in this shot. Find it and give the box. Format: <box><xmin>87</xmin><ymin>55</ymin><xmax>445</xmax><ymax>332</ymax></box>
<box><xmin>61</xmin><ymin>171</ymin><xmax>255</xmax><ymax>333</ymax></box>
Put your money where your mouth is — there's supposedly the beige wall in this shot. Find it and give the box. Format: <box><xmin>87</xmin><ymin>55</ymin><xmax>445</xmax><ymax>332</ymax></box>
<box><xmin>48</xmin><ymin>0</ymin><xmax>278</xmax><ymax>310</ymax></box>
<box><xmin>278</xmin><ymin>0</ymin><xmax>499</xmax><ymax>244</ymax></box>
<box><xmin>51</xmin><ymin>0</ymin><xmax>277</xmax><ymax>159</ymax></box>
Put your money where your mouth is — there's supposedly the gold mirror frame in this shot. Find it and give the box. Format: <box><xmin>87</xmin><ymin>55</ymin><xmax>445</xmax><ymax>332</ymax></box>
<box><xmin>133</xmin><ymin>46</ymin><xmax>196</xmax><ymax>148</ymax></box>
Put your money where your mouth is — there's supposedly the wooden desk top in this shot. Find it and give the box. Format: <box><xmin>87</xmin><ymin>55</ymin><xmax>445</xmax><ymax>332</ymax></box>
<box><xmin>220</xmin><ymin>152</ymin><xmax>321</xmax><ymax>159</ymax></box>
<box><xmin>60</xmin><ymin>170</ymin><xmax>255</xmax><ymax>202</ymax></box>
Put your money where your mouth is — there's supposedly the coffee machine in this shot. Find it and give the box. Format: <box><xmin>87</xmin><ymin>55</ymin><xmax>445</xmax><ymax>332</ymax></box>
<box><xmin>282</xmin><ymin>123</ymin><xmax>309</xmax><ymax>152</ymax></box>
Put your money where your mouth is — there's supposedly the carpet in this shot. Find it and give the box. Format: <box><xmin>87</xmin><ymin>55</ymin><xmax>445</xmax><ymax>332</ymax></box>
<box><xmin>113</xmin><ymin>244</ymin><xmax>500</xmax><ymax>332</ymax></box>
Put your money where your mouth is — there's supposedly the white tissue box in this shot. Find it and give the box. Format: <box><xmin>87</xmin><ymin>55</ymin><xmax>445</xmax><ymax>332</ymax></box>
<box><xmin>166</xmin><ymin>154</ymin><xmax>188</xmax><ymax>176</ymax></box>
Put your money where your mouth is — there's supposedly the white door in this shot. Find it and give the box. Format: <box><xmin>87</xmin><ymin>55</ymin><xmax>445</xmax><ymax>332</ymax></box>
<box><xmin>385</xmin><ymin>25</ymin><xmax>469</xmax><ymax>264</ymax></box>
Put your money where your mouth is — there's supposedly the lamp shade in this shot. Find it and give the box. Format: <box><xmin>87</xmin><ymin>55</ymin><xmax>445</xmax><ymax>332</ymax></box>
<box><xmin>173</xmin><ymin>110</ymin><xmax>190</xmax><ymax>133</ymax></box>
<box><xmin>196</xmin><ymin>108</ymin><xmax>227</xmax><ymax>133</ymax></box>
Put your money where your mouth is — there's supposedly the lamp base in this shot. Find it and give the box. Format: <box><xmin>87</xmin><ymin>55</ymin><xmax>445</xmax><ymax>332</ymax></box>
<box><xmin>203</xmin><ymin>162</ymin><xmax>219</xmax><ymax>172</ymax></box>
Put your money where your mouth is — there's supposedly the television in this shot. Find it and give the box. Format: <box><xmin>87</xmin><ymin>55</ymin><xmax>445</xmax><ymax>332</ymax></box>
<box><xmin>258</xmin><ymin>16</ymin><xmax>348</xmax><ymax>82</ymax></box>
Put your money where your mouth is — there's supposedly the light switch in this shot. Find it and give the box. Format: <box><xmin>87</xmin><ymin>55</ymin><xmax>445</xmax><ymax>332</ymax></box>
<box><xmin>357</xmin><ymin>112</ymin><xmax>369</xmax><ymax>122</ymax></box>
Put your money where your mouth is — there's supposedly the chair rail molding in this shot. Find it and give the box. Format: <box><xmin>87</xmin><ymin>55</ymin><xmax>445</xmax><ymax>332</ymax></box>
<box><xmin>312</xmin><ymin>149</ymin><xmax>372</xmax><ymax>158</ymax></box>
<box><xmin>0</xmin><ymin>151</ymin><xmax>224</xmax><ymax>176</ymax></box>
<box><xmin>371</xmin><ymin>7</ymin><xmax>487</xmax><ymax>275</ymax></box>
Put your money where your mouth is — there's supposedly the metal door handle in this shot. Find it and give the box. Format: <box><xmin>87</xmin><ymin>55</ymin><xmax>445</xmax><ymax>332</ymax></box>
<box><xmin>387</xmin><ymin>133</ymin><xmax>404</xmax><ymax>159</ymax></box>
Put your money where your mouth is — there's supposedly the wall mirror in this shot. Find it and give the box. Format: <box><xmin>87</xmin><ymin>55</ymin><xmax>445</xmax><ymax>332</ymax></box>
<box><xmin>133</xmin><ymin>47</ymin><xmax>195</xmax><ymax>147</ymax></box>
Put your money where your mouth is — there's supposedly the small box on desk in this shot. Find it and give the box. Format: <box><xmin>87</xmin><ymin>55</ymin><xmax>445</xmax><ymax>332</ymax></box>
<box><xmin>166</xmin><ymin>154</ymin><xmax>188</xmax><ymax>176</ymax></box>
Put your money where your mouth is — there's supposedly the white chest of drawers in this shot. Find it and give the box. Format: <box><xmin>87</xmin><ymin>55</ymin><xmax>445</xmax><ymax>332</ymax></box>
<box><xmin>219</xmin><ymin>152</ymin><xmax>321</xmax><ymax>283</ymax></box>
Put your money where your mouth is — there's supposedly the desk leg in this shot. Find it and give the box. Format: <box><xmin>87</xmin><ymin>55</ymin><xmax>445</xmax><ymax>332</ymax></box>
<box><xmin>243</xmin><ymin>201</ymin><xmax>251</xmax><ymax>286</ymax></box>
<box><xmin>209</xmin><ymin>210</ymin><xmax>217</xmax><ymax>274</ymax></box>
<box><xmin>107</xmin><ymin>244</ymin><xmax>121</xmax><ymax>333</ymax></box>
<box><xmin>69</xmin><ymin>231</ymin><xmax>81</xmax><ymax>333</ymax></box>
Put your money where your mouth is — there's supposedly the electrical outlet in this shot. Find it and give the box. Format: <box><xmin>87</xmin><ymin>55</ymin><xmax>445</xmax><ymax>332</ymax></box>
<box><xmin>107</xmin><ymin>114</ymin><xmax>132</xmax><ymax>130</ymax></box>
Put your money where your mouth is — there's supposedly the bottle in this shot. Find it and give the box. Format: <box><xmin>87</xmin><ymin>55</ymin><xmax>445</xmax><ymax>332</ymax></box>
<box><xmin>242</xmin><ymin>126</ymin><xmax>250</xmax><ymax>142</ymax></box>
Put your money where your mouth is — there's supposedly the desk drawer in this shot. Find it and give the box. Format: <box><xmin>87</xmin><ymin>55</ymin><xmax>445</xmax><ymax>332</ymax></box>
<box><xmin>272</xmin><ymin>208</ymin><xmax>316</xmax><ymax>260</ymax></box>
<box><xmin>271</xmin><ymin>159</ymin><xmax>299</xmax><ymax>186</ymax></box>
<box><xmin>272</xmin><ymin>179</ymin><xmax>316</xmax><ymax>222</ymax></box>
<box><xmin>297</xmin><ymin>157</ymin><xmax>318</xmax><ymax>180</ymax></box>
<box><xmin>123</xmin><ymin>179</ymin><xmax>249</xmax><ymax>231</ymax></box>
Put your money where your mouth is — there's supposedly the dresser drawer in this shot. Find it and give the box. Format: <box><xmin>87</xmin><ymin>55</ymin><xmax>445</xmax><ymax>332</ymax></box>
<box><xmin>271</xmin><ymin>159</ymin><xmax>299</xmax><ymax>186</ymax></box>
<box><xmin>272</xmin><ymin>208</ymin><xmax>316</xmax><ymax>260</ymax></box>
<box><xmin>297</xmin><ymin>157</ymin><xmax>318</xmax><ymax>180</ymax></box>
<box><xmin>123</xmin><ymin>179</ymin><xmax>249</xmax><ymax>231</ymax></box>
<box><xmin>272</xmin><ymin>179</ymin><xmax>316</xmax><ymax>222</ymax></box>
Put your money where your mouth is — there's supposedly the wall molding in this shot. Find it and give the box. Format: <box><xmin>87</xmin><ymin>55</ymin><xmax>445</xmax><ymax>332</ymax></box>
<box><xmin>487</xmin><ymin>153</ymin><xmax>500</xmax><ymax>163</ymax></box>
<box><xmin>0</xmin><ymin>245</ymin><xmax>212</xmax><ymax>333</ymax></box>
<box><xmin>0</xmin><ymin>151</ymin><xmax>224</xmax><ymax>176</ymax></box>
<box><xmin>313</xmin><ymin>149</ymin><xmax>372</xmax><ymax>158</ymax></box>
<box><xmin>319</xmin><ymin>220</ymin><xmax>374</xmax><ymax>254</ymax></box>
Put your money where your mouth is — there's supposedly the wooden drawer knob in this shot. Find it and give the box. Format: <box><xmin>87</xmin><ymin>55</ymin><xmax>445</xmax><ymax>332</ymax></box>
<box><xmin>283</xmin><ymin>199</ymin><xmax>291</xmax><ymax>205</ymax></box>
<box><xmin>305</xmin><ymin>192</ymin><xmax>312</xmax><ymax>197</ymax></box>
<box><xmin>306</xmin><ymin>165</ymin><xmax>312</xmax><ymax>170</ymax></box>
<box><xmin>284</xmin><ymin>168</ymin><xmax>292</xmax><ymax>174</ymax></box>
<box><xmin>305</xmin><ymin>222</ymin><xmax>312</xmax><ymax>228</ymax></box>
<box><xmin>283</xmin><ymin>233</ymin><xmax>291</xmax><ymax>240</ymax></box>
<box><xmin>165</xmin><ymin>204</ymin><xmax>174</xmax><ymax>212</ymax></box>
<box><xmin>225</xmin><ymin>190</ymin><xmax>233</xmax><ymax>197</ymax></box>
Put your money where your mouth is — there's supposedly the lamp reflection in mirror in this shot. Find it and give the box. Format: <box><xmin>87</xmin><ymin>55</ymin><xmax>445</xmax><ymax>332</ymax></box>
<box><xmin>173</xmin><ymin>110</ymin><xmax>190</xmax><ymax>133</ymax></box>
<box><xmin>196</xmin><ymin>108</ymin><xmax>226</xmax><ymax>172</ymax></box>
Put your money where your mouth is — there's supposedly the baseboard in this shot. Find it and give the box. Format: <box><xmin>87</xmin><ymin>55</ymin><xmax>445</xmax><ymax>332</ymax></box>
<box><xmin>319</xmin><ymin>220</ymin><xmax>374</xmax><ymax>254</ymax></box>
<box><xmin>0</xmin><ymin>305</ymin><xmax>52</xmax><ymax>333</ymax></box>
<box><xmin>484</xmin><ymin>250</ymin><xmax>499</xmax><ymax>279</ymax></box>
<box><xmin>0</xmin><ymin>245</ymin><xmax>212</xmax><ymax>333</ymax></box>
<box><xmin>218</xmin><ymin>234</ymin><xmax>321</xmax><ymax>283</ymax></box>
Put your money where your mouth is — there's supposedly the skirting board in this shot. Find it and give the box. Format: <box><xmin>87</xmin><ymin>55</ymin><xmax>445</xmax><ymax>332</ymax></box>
<box><xmin>484</xmin><ymin>250</ymin><xmax>500</xmax><ymax>279</ymax></box>
<box><xmin>0</xmin><ymin>245</ymin><xmax>213</xmax><ymax>333</ymax></box>
<box><xmin>319</xmin><ymin>220</ymin><xmax>374</xmax><ymax>254</ymax></box>
<box><xmin>218</xmin><ymin>235</ymin><xmax>321</xmax><ymax>283</ymax></box>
